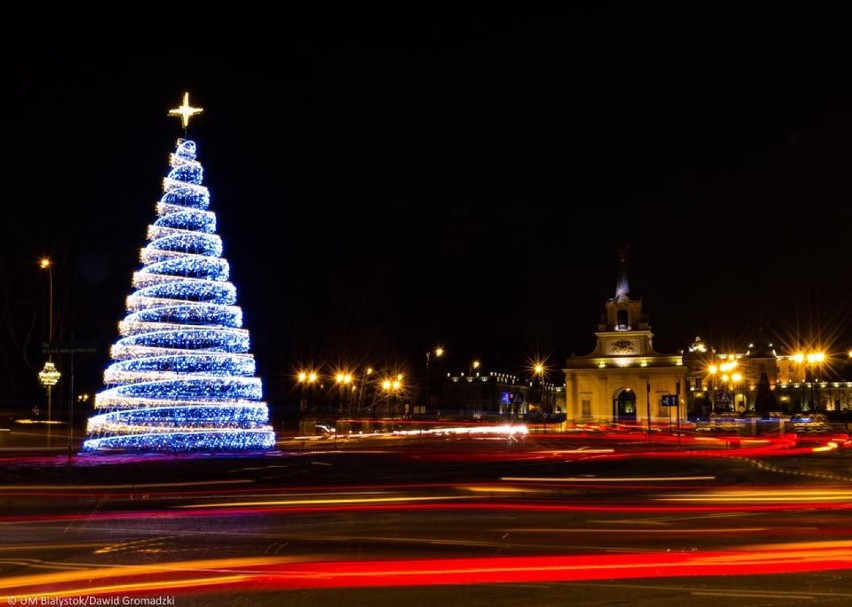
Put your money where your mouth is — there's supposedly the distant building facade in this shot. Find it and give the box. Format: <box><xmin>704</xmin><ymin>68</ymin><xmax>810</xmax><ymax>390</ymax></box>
<box><xmin>435</xmin><ymin>370</ymin><xmax>566</xmax><ymax>420</ymax></box>
<box><xmin>683</xmin><ymin>333</ymin><xmax>852</xmax><ymax>418</ymax></box>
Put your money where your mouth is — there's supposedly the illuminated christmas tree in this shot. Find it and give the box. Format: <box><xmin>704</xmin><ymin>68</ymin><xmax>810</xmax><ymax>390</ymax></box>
<box><xmin>82</xmin><ymin>93</ymin><xmax>275</xmax><ymax>452</ymax></box>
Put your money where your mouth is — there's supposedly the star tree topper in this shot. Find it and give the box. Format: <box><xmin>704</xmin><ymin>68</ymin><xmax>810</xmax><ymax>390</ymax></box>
<box><xmin>168</xmin><ymin>92</ymin><xmax>204</xmax><ymax>128</ymax></box>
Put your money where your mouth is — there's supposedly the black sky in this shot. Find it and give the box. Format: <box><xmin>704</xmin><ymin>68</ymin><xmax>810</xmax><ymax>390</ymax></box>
<box><xmin>3</xmin><ymin>8</ymin><xmax>852</xmax><ymax>402</ymax></box>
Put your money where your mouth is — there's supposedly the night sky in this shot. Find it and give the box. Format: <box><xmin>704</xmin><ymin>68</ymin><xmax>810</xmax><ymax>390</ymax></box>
<box><xmin>3</xmin><ymin>9</ymin><xmax>851</xmax><ymax>404</ymax></box>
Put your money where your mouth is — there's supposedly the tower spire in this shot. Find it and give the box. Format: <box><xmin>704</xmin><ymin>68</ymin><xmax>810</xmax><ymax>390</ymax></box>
<box><xmin>615</xmin><ymin>245</ymin><xmax>630</xmax><ymax>303</ymax></box>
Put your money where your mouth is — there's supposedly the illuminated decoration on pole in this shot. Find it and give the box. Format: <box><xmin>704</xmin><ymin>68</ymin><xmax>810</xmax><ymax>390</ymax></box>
<box><xmin>38</xmin><ymin>361</ymin><xmax>62</xmax><ymax>388</ymax></box>
<box><xmin>38</xmin><ymin>361</ymin><xmax>61</xmax><ymax>445</ymax></box>
<box><xmin>82</xmin><ymin>95</ymin><xmax>274</xmax><ymax>452</ymax></box>
<box><xmin>168</xmin><ymin>92</ymin><xmax>203</xmax><ymax>129</ymax></box>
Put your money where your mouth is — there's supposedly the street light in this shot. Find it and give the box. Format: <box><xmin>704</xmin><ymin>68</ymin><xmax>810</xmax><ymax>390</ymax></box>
<box><xmin>335</xmin><ymin>372</ymin><xmax>353</xmax><ymax>417</ymax></box>
<box><xmin>40</xmin><ymin>258</ymin><xmax>54</xmax><ymax>345</ymax></box>
<box><xmin>38</xmin><ymin>258</ymin><xmax>60</xmax><ymax>446</ymax></box>
<box><xmin>72</xmin><ymin>393</ymin><xmax>90</xmax><ymax>449</ymax></box>
<box><xmin>426</xmin><ymin>346</ymin><xmax>444</xmax><ymax>372</ymax></box>
<box><xmin>425</xmin><ymin>346</ymin><xmax>444</xmax><ymax>410</ymax></box>
<box><xmin>297</xmin><ymin>370</ymin><xmax>318</xmax><ymax>417</ymax></box>
<box><xmin>357</xmin><ymin>367</ymin><xmax>374</xmax><ymax>417</ymax></box>
<box><xmin>792</xmin><ymin>351</ymin><xmax>826</xmax><ymax>412</ymax></box>
<box><xmin>534</xmin><ymin>362</ymin><xmax>545</xmax><ymax>413</ymax></box>
<box><xmin>806</xmin><ymin>351</ymin><xmax>825</xmax><ymax>412</ymax></box>
<box><xmin>718</xmin><ymin>359</ymin><xmax>738</xmax><ymax>413</ymax></box>
<box><xmin>470</xmin><ymin>359</ymin><xmax>481</xmax><ymax>376</ymax></box>
<box><xmin>707</xmin><ymin>364</ymin><xmax>718</xmax><ymax>413</ymax></box>
<box><xmin>382</xmin><ymin>374</ymin><xmax>403</xmax><ymax>418</ymax></box>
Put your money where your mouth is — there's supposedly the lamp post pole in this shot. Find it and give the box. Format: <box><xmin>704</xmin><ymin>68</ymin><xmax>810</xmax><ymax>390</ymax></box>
<box><xmin>425</xmin><ymin>352</ymin><xmax>431</xmax><ymax>412</ymax></box>
<box><xmin>534</xmin><ymin>363</ymin><xmax>545</xmax><ymax>432</ymax></box>
<box><xmin>357</xmin><ymin>367</ymin><xmax>373</xmax><ymax>418</ymax></box>
<box><xmin>470</xmin><ymin>360</ymin><xmax>481</xmax><ymax>418</ymax></box>
<box><xmin>807</xmin><ymin>352</ymin><xmax>825</xmax><ymax>413</ymax></box>
<box><xmin>425</xmin><ymin>347</ymin><xmax>443</xmax><ymax>414</ymax></box>
<box><xmin>646</xmin><ymin>380</ymin><xmax>651</xmax><ymax>445</ymax></box>
<box><xmin>707</xmin><ymin>365</ymin><xmax>717</xmax><ymax>413</ymax></box>
<box><xmin>382</xmin><ymin>380</ymin><xmax>394</xmax><ymax>419</ymax></box>
<box><xmin>38</xmin><ymin>258</ymin><xmax>61</xmax><ymax>447</ymax></box>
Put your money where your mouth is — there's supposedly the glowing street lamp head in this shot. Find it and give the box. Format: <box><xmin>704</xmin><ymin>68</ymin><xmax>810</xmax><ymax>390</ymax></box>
<box><xmin>534</xmin><ymin>363</ymin><xmax>544</xmax><ymax>375</ymax></box>
<box><xmin>435</xmin><ymin>347</ymin><xmax>444</xmax><ymax>358</ymax></box>
<box><xmin>807</xmin><ymin>352</ymin><xmax>825</xmax><ymax>364</ymax></box>
<box><xmin>297</xmin><ymin>370</ymin><xmax>317</xmax><ymax>383</ymax></box>
<box><xmin>39</xmin><ymin>258</ymin><xmax>52</xmax><ymax>270</ymax></box>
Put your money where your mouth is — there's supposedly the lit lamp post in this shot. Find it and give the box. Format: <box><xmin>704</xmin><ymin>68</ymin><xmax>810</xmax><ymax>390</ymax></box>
<box><xmin>807</xmin><ymin>351</ymin><xmax>825</xmax><ymax>413</ymax></box>
<box><xmin>357</xmin><ymin>367</ymin><xmax>373</xmax><ymax>417</ymax></box>
<box><xmin>534</xmin><ymin>362</ymin><xmax>545</xmax><ymax>413</ymax></box>
<box><xmin>425</xmin><ymin>346</ymin><xmax>444</xmax><ymax>410</ymax></box>
<box><xmin>467</xmin><ymin>360</ymin><xmax>481</xmax><ymax>418</ymax></box>
<box><xmin>38</xmin><ymin>258</ymin><xmax>61</xmax><ymax>446</ymax></box>
<box><xmin>707</xmin><ymin>364</ymin><xmax>719</xmax><ymax>413</ymax></box>
<box><xmin>792</xmin><ymin>351</ymin><xmax>826</xmax><ymax>412</ymax></box>
<box><xmin>792</xmin><ymin>352</ymin><xmax>807</xmax><ymax>411</ymax></box>
<box><xmin>717</xmin><ymin>359</ymin><xmax>738</xmax><ymax>413</ymax></box>
<box><xmin>335</xmin><ymin>372</ymin><xmax>353</xmax><ymax>417</ymax></box>
<box><xmin>382</xmin><ymin>375</ymin><xmax>403</xmax><ymax>418</ymax></box>
<box><xmin>297</xmin><ymin>370</ymin><xmax>318</xmax><ymax>418</ymax></box>
<box><xmin>72</xmin><ymin>393</ymin><xmax>90</xmax><ymax>449</ymax></box>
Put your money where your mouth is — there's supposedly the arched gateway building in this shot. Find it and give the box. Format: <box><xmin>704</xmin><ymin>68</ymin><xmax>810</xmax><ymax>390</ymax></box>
<box><xmin>563</xmin><ymin>259</ymin><xmax>686</xmax><ymax>427</ymax></box>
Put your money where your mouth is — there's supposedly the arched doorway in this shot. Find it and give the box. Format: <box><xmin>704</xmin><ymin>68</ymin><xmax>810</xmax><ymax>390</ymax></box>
<box><xmin>613</xmin><ymin>388</ymin><xmax>637</xmax><ymax>422</ymax></box>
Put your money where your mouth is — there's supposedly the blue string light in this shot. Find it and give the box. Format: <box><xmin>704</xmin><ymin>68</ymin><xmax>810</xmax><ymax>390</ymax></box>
<box><xmin>82</xmin><ymin>138</ymin><xmax>275</xmax><ymax>453</ymax></box>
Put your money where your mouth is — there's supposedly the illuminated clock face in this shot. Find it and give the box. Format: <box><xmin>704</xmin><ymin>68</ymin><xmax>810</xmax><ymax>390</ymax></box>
<box><xmin>611</xmin><ymin>340</ymin><xmax>635</xmax><ymax>354</ymax></box>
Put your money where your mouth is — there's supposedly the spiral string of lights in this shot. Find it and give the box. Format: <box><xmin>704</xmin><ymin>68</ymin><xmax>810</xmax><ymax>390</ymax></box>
<box><xmin>82</xmin><ymin>138</ymin><xmax>275</xmax><ymax>452</ymax></box>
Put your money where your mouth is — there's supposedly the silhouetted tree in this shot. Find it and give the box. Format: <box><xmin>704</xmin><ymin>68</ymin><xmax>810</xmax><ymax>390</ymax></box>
<box><xmin>753</xmin><ymin>371</ymin><xmax>778</xmax><ymax>419</ymax></box>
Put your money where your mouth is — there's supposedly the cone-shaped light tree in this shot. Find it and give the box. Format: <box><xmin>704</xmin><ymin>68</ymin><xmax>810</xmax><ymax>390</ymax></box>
<box><xmin>82</xmin><ymin>93</ymin><xmax>275</xmax><ymax>452</ymax></box>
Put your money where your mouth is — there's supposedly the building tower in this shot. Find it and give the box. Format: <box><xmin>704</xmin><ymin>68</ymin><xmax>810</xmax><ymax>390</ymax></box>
<box><xmin>563</xmin><ymin>253</ymin><xmax>685</xmax><ymax>427</ymax></box>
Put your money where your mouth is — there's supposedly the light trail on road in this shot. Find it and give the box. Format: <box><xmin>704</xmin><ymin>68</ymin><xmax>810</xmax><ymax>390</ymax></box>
<box><xmin>1</xmin><ymin>541</ymin><xmax>850</xmax><ymax>600</ymax></box>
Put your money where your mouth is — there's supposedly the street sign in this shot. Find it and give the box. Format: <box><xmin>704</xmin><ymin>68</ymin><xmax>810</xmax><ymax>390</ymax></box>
<box><xmin>42</xmin><ymin>340</ymin><xmax>99</xmax><ymax>354</ymax></box>
<box><xmin>660</xmin><ymin>394</ymin><xmax>678</xmax><ymax>407</ymax></box>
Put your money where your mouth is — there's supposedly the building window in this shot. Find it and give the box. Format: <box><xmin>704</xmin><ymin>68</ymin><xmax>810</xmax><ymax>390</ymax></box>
<box><xmin>617</xmin><ymin>309</ymin><xmax>629</xmax><ymax>330</ymax></box>
<box><xmin>581</xmin><ymin>399</ymin><xmax>591</xmax><ymax>418</ymax></box>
